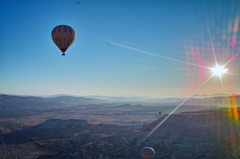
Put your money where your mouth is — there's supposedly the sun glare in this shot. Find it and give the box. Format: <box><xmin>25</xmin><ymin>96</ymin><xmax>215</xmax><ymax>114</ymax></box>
<box><xmin>211</xmin><ymin>64</ymin><xmax>229</xmax><ymax>77</ymax></box>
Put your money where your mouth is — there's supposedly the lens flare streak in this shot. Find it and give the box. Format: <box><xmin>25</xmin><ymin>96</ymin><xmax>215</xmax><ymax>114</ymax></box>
<box><xmin>223</xmin><ymin>52</ymin><xmax>240</xmax><ymax>67</ymax></box>
<box><xmin>205</xmin><ymin>17</ymin><xmax>218</xmax><ymax>65</ymax></box>
<box><xmin>106</xmin><ymin>41</ymin><xmax>210</xmax><ymax>69</ymax></box>
<box><xmin>141</xmin><ymin>74</ymin><xmax>214</xmax><ymax>143</ymax></box>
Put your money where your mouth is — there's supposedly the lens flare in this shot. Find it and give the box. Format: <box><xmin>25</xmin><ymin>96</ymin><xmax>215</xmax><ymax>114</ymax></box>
<box><xmin>211</xmin><ymin>64</ymin><xmax>229</xmax><ymax>77</ymax></box>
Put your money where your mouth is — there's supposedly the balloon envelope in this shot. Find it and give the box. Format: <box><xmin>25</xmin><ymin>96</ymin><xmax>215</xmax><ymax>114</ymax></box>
<box><xmin>52</xmin><ymin>25</ymin><xmax>76</xmax><ymax>55</ymax></box>
<box><xmin>141</xmin><ymin>147</ymin><xmax>155</xmax><ymax>159</ymax></box>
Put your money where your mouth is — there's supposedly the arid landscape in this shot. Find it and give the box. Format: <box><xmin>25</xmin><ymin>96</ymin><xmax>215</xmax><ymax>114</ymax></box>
<box><xmin>0</xmin><ymin>94</ymin><xmax>239</xmax><ymax>159</ymax></box>
<box><xmin>1</xmin><ymin>0</ymin><xmax>240</xmax><ymax>158</ymax></box>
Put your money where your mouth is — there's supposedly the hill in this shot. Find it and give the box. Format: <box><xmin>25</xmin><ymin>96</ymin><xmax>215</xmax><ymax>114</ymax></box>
<box><xmin>1</xmin><ymin>108</ymin><xmax>239</xmax><ymax>158</ymax></box>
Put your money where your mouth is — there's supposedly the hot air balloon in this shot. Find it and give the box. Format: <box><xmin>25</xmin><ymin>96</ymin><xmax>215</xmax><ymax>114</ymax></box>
<box><xmin>51</xmin><ymin>25</ymin><xmax>76</xmax><ymax>56</ymax></box>
<box><xmin>141</xmin><ymin>147</ymin><xmax>155</xmax><ymax>159</ymax></box>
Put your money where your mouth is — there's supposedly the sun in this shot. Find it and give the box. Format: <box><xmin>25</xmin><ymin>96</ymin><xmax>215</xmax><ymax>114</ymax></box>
<box><xmin>211</xmin><ymin>64</ymin><xmax>229</xmax><ymax>77</ymax></box>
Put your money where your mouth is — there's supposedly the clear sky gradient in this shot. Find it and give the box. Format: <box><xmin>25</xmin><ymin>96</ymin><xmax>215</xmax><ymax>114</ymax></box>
<box><xmin>0</xmin><ymin>0</ymin><xmax>239</xmax><ymax>97</ymax></box>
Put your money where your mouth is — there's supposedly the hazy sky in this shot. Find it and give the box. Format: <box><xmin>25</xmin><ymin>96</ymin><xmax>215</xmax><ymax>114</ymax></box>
<box><xmin>0</xmin><ymin>0</ymin><xmax>239</xmax><ymax>97</ymax></box>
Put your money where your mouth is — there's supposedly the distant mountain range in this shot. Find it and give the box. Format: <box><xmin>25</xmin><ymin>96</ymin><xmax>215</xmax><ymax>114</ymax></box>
<box><xmin>0</xmin><ymin>94</ymin><xmax>106</xmax><ymax>109</ymax></box>
<box><xmin>0</xmin><ymin>94</ymin><xmax>106</xmax><ymax>118</ymax></box>
<box><xmin>1</xmin><ymin>93</ymin><xmax>239</xmax><ymax>109</ymax></box>
<box><xmin>84</xmin><ymin>93</ymin><xmax>239</xmax><ymax>102</ymax></box>
<box><xmin>0</xmin><ymin>94</ymin><xmax>239</xmax><ymax>118</ymax></box>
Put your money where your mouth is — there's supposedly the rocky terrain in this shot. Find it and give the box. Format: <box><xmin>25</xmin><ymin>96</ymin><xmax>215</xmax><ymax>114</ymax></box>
<box><xmin>0</xmin><ymin>94</ymin><xmax>239</xmax><ymax>159</ymax></box>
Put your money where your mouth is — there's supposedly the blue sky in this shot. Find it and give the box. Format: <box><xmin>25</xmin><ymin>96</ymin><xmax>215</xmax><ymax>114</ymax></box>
<box><xmin>0</xmin><ymin>0</ymin><xmax>239</xmax><ymax>97</ymax></box>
